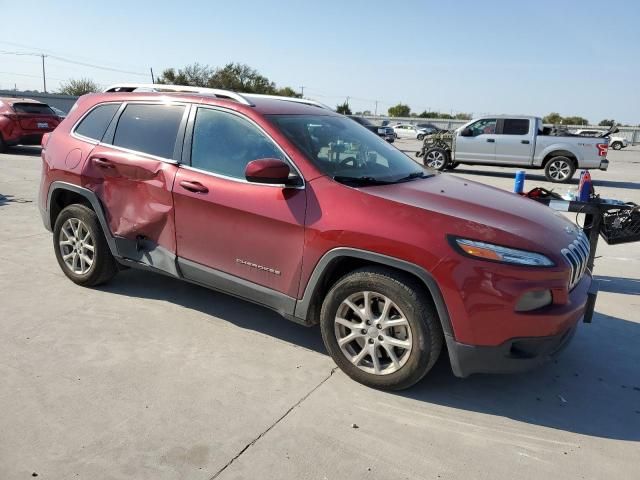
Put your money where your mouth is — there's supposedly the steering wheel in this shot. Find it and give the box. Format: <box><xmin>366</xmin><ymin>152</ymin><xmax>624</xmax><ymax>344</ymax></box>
<box><xmin>338</xmin><ymin>156</ymin><xmax>357</xmax><ymax>168</ymax></box>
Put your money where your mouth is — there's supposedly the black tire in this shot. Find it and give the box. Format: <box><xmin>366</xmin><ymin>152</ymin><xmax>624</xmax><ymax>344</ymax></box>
<box><xmin>611</xmin><ymin>142</ymin><xmax>622</xmax><ymax>150</ymax></box>
<box><xmin>417</xmin><ymin>134</ymin><xmax>425</xmax><ymax>141</ymax></box>
<box><xmin>320</xmin><ymin>267</ymin><xmax>443</xmax><ymax>390</ymax></box>
<box><xmin>53</xmin><ymin>204</ymin><xmax>118</xmax><ymax>287</ymax></box>
<box><xmin>0</xmin><ymin>134</ymin><xmax>7</xmax><ymax>153</ymax></box>
<box><xmin>544</xmin><ymin>156</ymin><xmax>576</xmax><ymax>183</ymax></box>
<box><xmin>423</xmin><ymin>147</ymin><xmax>450</xmax><ymax>171</ymax></box>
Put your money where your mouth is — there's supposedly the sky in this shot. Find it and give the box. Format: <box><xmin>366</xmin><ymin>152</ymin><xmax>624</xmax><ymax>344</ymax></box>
<box><xmin>0</xmin><ymin>0</ymin><xmax>638</xmax><ymax>124</ymax></box>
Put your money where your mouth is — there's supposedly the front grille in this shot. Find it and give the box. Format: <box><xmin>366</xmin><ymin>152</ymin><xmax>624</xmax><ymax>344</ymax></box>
<box><xmin>561</xmin><ymin>231</ymin><xmax>590</xmax><ymax>290</ymax></box>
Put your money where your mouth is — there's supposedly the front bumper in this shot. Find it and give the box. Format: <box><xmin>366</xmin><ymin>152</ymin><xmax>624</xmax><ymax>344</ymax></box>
<box><xmin>446</xmin><ymin>280</ymin><xmax>598</xmax><ymax>377</ymax></box>
<box><xmin>599</xmin><ymin>159</ymin><xmax>609</xmax><ymax>170</ymax></box>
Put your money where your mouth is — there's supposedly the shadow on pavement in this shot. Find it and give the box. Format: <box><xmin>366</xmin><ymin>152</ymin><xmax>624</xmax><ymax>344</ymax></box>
<box><xmin>1</xmin><ymin>145</ymin><xmax>42</xmax><ymax>156</ymax></box>
<box><xmin>596</xmin><ymin>275</ymin><xmax>640</xmax><ymax>295</ymax></box>
<box><xmin>0</xmin><ymin>193</ymin><xmax>32</xmax><ymax>207</ymax></box>
<box><xmin>452</xmin><ymin>168</ymin><xmax>639</xmax><ymax>190</ymax></box>
<box><xmin>100</xmin><ymin>268</ymin><xmax>640</xmax><ymax>442</ymax></box>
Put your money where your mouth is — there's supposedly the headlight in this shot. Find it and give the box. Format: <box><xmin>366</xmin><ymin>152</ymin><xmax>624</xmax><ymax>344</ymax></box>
<box><xmin>453</xmin><ymin>238</ymin><xmax>554</xmax><ymax>266</ymax></box>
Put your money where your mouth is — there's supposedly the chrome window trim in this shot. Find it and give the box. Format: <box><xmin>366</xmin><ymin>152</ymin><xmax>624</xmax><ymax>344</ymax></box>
<box><xmin>184</xmin><ymin>104</ymin><xmax>305</xmax><ymax>189</ymax></box>
<box><xmin>70</xmin><ymin>101</ymin><xmax>123</xmax><ymax>145</ymax></box>
<box><xmin>95</xmin><ymin>142</ymin><xmax>179</xmax><ymax>164</ymax></box>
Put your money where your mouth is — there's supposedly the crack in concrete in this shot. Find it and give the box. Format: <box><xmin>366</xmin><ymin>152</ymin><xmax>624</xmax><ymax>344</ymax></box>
<box><xmin>208</xmin><ymin>366</ymin><xmax>338</xmax><ymax>480</ymax></box>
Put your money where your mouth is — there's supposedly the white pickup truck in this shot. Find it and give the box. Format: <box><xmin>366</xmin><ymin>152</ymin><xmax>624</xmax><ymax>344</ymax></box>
<box><xmin>420</xmin><ymin>115</ymin><xmax>610</xmax><ymax>183</ymax></box>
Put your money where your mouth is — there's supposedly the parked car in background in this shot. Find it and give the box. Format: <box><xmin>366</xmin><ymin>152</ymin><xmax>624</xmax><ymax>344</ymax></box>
<box><xmin>39</xmin><ymin>84</ymin><xmax>596</xmax><ymax>390</ymax></box>
<box><xmin>393</xmin><ymin>123</ymin><xmax>429</xmax><ymax>140</ymax></box>
<box><xmin>417</xmin><ymin>115</ymin><xmax>610</xmax><ymax>182</ymax></box>
<box><xmin>50</xmin><ymin>106</ymin><xmax>67</xmax><ymax>120</ymax></box>
<box><xmin>415</xmin><ymin>122</ymin><xmax>442</xmax><ymax>135</ymax></box>
<box><xmin>349</xmin><ymin>116</ymin><xmax>394</xmax><ymax>142</ymax></box>
<box><xmin>574</xmin><ymin>129</ymin><xmax>628</xmax><ymax>150</ymax></box>
<box><xmin>0</xmin><ymin>97</ymin><xmax>61</xmax><ymax>152</ymax></box>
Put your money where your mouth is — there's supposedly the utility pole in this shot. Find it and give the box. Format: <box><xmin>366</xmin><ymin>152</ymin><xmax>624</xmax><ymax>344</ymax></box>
<box><xmin>150</xmin><ymin>68</ymin><xmax>155</xmax><ymax>84</ymax></box>
<box><xmin>41</xmin><ymin>54</ymin><xmax>47</xmax><ymax>93</ymax></box>
<box><xmin>300</xmin><ymin>86</ymin><xmax>305</xmax><ymax>97</ymax></box>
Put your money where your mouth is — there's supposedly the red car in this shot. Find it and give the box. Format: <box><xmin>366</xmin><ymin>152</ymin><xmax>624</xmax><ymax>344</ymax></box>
<box><xmin>0</xmin><ymin>97</ymin><xmax>60</xmax><ymax>152</ymax></box>
<box><xmin>38</xmin><ymin>84</ymin><xmax>596</xmax><ymax>390</ymax></box>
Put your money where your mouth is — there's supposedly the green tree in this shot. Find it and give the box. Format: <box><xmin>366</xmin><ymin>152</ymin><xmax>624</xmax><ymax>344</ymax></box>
<box><xmin>563</xmin><ymin>116</ymin><xmax>589</xmax><ymax>126</ymax></box>
<box><xmin>58</xmin><ymin>78</ymin><xmax>100</xmax><ymax>96</ymax></box>
<box><xmin>455</xmin><ymin>112</ymin><xmax>472</xmax><ymax>120</ymax></box>
<box><xmin>598</xmin><ymin>119</ymin><xmax>615</xmax><ymax>127</ymax></box>
<box><xmin>156</xmin><ymin>62</ymin><xmax>299</xmax><ymax>96</ymax></box>
<box><xmin>543</xmin><ymin>112</ymin><xmax>563</xmax><ymax>124</ymax></box>
<box><xmin>388</xmin><ymin>103</ymin><xmax>411</xmax><ymax>117</ymax></box>
<box><xmin>336</xmin><ymin>101</ymin><xmax>352</xmax><ymax>115</ymax></box>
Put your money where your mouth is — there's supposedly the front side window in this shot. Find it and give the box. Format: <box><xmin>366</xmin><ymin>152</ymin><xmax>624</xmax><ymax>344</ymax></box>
<box><xmin>467</xmin><ymin>118</ymin><xmax>497</xmax><ymax>136</ymax></box>
<box><xmin>267</xmin><ymin>114</ymin><xmax>431</xmax><ymax>186</ymax></box>
<box><xmin>75</xmin><ymin>103</ymin><xmax>120</xmax><ymax>141</ymax></box>
<box><xmin>190</xmin><ymin>108</ymin><xmax>285</xmax><ymax>179</ymax></box>
<box><xmin>112</xmin><ymin>104</ymin><xmax>185</xmax><ymax>159</ymax></box>
<box><xmin>502</xmin><ymin>119</ymin><xmax>530</xmax><ymax>135</ymax></box>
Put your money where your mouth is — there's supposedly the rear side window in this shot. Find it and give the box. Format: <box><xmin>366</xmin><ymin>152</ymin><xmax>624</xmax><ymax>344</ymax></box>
<box><xmin>75</xmin><ymin>103</ymin><xmax>120</xmax><ymax>141</ymax></box>
<box><xmin>502</xmin><ymin>119</ymin><xmax>530</xmax><ymax>135</ymax></box>
<box><xmin>113</xmin><ymin>104</ymin><xmax>185</xmax><ymax>159</ymax></box>
<box><xmin>12</xmin><ymin>103</ymin><xmax>55</xmax><ymax>115</ymax></box>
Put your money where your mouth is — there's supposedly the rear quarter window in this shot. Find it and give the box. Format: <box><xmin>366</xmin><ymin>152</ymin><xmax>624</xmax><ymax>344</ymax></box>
<box><xmin>112</xmin><ymin>104</ymin><xmax>185</xmax><ymax>159</ymax></box>
<box><xmin>74</xmin><ymin>103</ymin><xmax>121</xmax><ymax>141</ymax></box>
<box><xmin>12</xmin><ymin>103</ymin><xmax>55</xmax><ymax>115</ymax></box>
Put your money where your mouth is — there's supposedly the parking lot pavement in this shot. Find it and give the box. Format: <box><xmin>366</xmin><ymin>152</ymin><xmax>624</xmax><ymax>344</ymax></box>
<box><xmin>1</xmin><ymin>146</ymin><xmax>639</xmax><ymax>479</ymax></box>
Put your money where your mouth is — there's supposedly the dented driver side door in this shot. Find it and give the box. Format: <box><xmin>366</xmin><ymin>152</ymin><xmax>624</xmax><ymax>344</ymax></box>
<box><xmin>82</xmin><ymin>102</ymin><xmax>189</xmax><ymax>265</ymax></box>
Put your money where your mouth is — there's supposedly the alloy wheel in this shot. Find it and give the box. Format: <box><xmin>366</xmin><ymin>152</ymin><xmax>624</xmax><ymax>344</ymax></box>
<box><xmin>58</xmin><ymin>218</ymin><xmax>95</xmax><ymax>275</ymax></box>
<box><xmin>334</xmin><ymin>291</ymin><xmax>412</xmax><ymax>375</ymax></box>
<box><xmin>425</xmin><ymin>150</ymin><xmax>446</xmax><ymax>169</ymax></box>
<box><xmin>547</xmin><ymin>159</ymin><xmax>572</xmax><ymax>181</ymax></box>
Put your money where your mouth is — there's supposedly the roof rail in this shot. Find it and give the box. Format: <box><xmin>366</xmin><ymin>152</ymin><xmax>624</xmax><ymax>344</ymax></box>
<box><xmin>243</xmin><ymin>93</ymin><xmax>333</xmax><ymax>111</ymax></box>
<box><xmin>102</xmin><ymin>83</ymin><xmax>254</xmax><ymax>106</ymax></box>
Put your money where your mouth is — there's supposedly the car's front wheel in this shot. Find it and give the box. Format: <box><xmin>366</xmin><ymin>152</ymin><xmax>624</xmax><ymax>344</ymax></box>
<box><xmin>53</xmin><ymin>204</ymin><xmax>118</xmax><ymax>286</ymax></box>
<box><xmin>320</xmin><ymin>267</ymin><xmax>443</xmax><ymax>390</ymax></box>
<box><xmin>423</xmin><ymin>147</ymin><xmax>449</xmax><ymax>171</ymax></box>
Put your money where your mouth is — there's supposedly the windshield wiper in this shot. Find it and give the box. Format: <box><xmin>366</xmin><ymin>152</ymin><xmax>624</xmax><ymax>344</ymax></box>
<box><xmin>396</xmin><ymin>171</ymin><xmax>431</xmax><ymax>182</ymax></box>
<box><xmin>333</xmin><ymin>175</ymin><xmax>395</xmax><ymax>186</ymax></box>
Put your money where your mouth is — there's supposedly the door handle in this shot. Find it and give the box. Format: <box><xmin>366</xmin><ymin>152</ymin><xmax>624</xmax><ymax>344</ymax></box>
<box><xmin>180</xmin><ymin>180</ymin><xmax>209</xmax><ymax>194</ymax></box>
<box><xmin>486</xmin><ymin>139</ymin><xmax>495</xmax><ymax>143</ymax></box>
<box><xmin>521</xmin><ymin>140</ymin><xmax>530</xmax><ymax>144</ymax></box>
<box><xmin>93</xmin><ymin>157</ymin><xmax>115</xmax><ymax>168</ymax></box>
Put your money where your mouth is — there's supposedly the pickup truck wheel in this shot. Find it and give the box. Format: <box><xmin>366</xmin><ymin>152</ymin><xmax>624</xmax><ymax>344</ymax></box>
<box><xmin>611</xmin><ymin>142</ymin><xmax>622</xmax><ymax>150</ymax></box>
<box><xmin>53</xmin><ymin>204</ymin><xmax>118</xmax><ymax>287</ymax></box>
<box><xmin>320</xmin><ymin>267</ymin><xmax>443</xmax><ymax>390</ymax></box>
<box><xmin>544</xmin><ymin>156</ymin><xmax>575</xmax><ymax>183</ymax></box>
<box><xmin>424</xmin><ymin>147</ymin><xmax>449</xmax><ymax>171</ymax></box>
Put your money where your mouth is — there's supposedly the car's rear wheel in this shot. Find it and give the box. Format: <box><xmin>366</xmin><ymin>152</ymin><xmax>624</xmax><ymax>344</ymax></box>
<box><xmin>424</xmin><ymin>147</ymin><xmax>449</xmax><ymax>171</ymax></box>
<box><xmin>320</xmin><ymin>267</ymin><xmax>443</xmax><ymax>390</ymax></box>
<box><xmin>0</xmin><ymin>134</ymin><xmax>7</xmax><ymax>153</ymax></box>
<box><xmin>417</xmin><ymin>134</ymin><xmax>425</xmax><ymax>141</ymax></box>
<box><xmin>53</xmin><ymin>204</ymin><xmax>118</xmax><ymax>286</ymax></box>
<box><xmin>611</xmin><ymin>141</ymin><xmax>622</xmax><ymax>150</ymax></box>
<box><xmin>544</xmin><ymin>156</ymin><xmax>575</xmax><ymax>183</ymax></box>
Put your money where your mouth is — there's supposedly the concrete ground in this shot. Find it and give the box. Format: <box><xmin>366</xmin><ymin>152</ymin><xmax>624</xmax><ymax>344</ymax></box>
<box><xmin>1</xmin><ymin>144</ymin><xmax>639</xmax><ymax>480</ymax></box>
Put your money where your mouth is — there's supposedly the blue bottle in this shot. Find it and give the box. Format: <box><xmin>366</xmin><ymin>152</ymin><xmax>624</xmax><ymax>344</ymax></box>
<box><xmin>578</xmin><ymin>170</ymin><xmax>592</xmax><ymax>202</ymax></box>
<box><xmin>514</xmin><ymin>170</ymin><xmax>526</xmax><ymax>194</ymax></box>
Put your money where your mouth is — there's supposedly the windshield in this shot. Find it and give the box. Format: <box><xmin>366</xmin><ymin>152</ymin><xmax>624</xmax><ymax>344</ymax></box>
<box><xmin>267</xmin><ymin>115</ymin><xmax>431</xmax><ymax>186</ymax></box>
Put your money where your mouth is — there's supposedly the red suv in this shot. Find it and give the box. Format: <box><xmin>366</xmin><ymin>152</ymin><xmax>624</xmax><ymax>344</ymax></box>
<box><xmin>38</xmin><ymin>84</ymin><xmax>596</xmax><ymax>390</ymax></box>
<box><xmin>0</xmin><ymin>97</ymin><xmax>60</xmax><ymax>151</ymax></box>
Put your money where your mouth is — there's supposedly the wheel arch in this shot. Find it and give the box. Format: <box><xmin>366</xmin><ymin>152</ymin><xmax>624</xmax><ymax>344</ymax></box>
<box><xmin>294</xmin><ymin>248</ymin><xmax>454</xmax><ymax>338</ymax></box>
<box><xmin>541</xmin><ymin>149</ymin><xmax>579</xmax><ymax>167</ymax></box>
<box><xmin>47</xmin><ymin>181</ymin><xmax>118</xmax><ymax>256</ymax></box>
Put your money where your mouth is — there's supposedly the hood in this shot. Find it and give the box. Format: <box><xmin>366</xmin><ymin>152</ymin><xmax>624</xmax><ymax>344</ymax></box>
<box><xmin>362</xmin><ymin>173</ymin><xmax>578</xmax><ymax>256</ymax></box>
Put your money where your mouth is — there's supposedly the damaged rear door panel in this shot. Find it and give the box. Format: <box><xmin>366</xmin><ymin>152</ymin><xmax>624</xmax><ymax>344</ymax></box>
<box><xmin>81</xmin><ymin>102</ymin><xmax>189</xmax><ymax>268</ymax></box>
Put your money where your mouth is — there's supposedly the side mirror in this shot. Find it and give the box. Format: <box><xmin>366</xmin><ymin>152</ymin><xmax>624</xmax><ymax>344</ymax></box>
<box><xmin>460</xmin><ymin>127</ymin><xmax>473</xmax><ymax>137</ymax></box>
<box><xmin>245</xmin><ymin>158</ymin><xmax>294</xmax><ymax>185</ymax></box>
